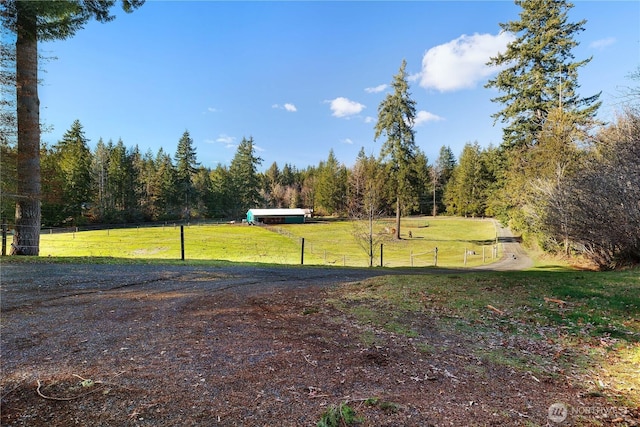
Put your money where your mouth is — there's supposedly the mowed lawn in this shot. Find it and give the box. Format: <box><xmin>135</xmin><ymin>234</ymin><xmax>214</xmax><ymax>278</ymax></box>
<box><xmin>39</xmin><ymin>217</ymin><xmax>501</xmax><ymax>268</ymax></box>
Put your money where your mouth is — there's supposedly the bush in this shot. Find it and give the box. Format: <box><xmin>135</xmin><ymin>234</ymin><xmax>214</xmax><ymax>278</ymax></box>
<box><xmin>317</xmin><ymin>402</ymin><xmax>361</xmax><ymax>427</ymax></box>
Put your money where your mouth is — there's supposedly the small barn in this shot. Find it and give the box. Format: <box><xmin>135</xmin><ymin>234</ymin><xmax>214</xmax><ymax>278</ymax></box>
<box><xmin>246</xmin><ymin>208</ymin><xmax>307</xmax><ymax>225</ymax></box>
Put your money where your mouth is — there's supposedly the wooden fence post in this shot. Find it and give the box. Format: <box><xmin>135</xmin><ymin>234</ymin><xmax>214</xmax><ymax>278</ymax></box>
<box><xmin>380</xmin><ymin>243</ymin><xmax>383</xmax><ymax>267</ymax></box>
<box><xmin>1</xmin><ymin>223</ymin><xmax>7</xmax><ymax>256</ymax></box>
<box><xmin>300</xmin><ymin>238</ymin><xmax>305</xmax><ymax>265</ymax></box>
<box><xmin>180</xmin><ymin>225</ymin><xmax>185</xmax><ymax>261</ymax></box>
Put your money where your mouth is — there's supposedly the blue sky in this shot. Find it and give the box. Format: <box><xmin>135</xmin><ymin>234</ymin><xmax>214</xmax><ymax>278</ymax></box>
<box><xmin>38</xmin><ymin>1</ymin><xmax>639</xmax><ymax>170</ymax></box>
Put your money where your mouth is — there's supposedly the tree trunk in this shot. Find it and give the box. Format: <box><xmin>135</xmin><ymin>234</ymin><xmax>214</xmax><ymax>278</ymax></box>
<box><xmin>395</xmin><ymin>197</ymin><xmax>401</xmax><ymax>240</ymax></box>
<box><xmin>13</xmin><ymin>4</ymin><xmax>41</xmax><ymax>256</ymax></box>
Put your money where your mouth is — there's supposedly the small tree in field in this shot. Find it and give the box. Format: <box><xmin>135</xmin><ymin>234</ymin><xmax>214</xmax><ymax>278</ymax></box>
<box><xmin>349</xmin><ymin>148</ymin><xmax>388</xmax><ymax>267</ymax></box>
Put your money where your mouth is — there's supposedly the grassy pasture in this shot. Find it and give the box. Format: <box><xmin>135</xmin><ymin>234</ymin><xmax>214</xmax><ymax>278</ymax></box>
<box><xmin>39</xmin><ymin>217</ymin><xmax>501</xmax><ymax>268</ymax></box>
<box><xmin>330</xmin><ymin>269</ymin><xmax>640</xmax><ymax>406</ymax></box>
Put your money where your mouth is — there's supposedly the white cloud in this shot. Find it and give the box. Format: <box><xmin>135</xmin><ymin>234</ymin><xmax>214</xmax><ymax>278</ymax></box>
<box><xmin>364</xmin><ymin>116</ymin><xmax>375</xmax><ymax>124</ymax></box>
<box><xmin>253</xmin><ymin>144</ymin><xmax>266</xmax><ymax>152</ymax></box>
<box><xmin>207</xmin><ymin>107</ymin><xmax>219</xmax><ymax>113</ymax></box>
<box><xmin>215</xmin><ymin>134</ymin><xmax>237</xmax><ymax>148</ymax></box>
<box><xmin>414</xmin><ymin>110</ymin><xmax>444</xmax><ymax>126</ymax></box>
<box><xmin>326</xmin><ymin>97</ymin><xmax>366</xmax><ymax>118</ymax></box>
<box><xmin>342</xmin><ymin>138</ymin><xmax>354</xmax><ymax>145</ymax></box>
<box><xmin>272</xmin><ymin>103</ymin><xmax>298</xmax><ymax>112</ymax></box>
<box><xmin>365</xmin><ymin>84</ymin><xmax>388</xmax><ymax>94</ymax></box>
<box><xmin>590</xmin><ymin>37</ymin><xmax>616</xmax><ymax>50</ymax></box>
<box><xmin>418</xmin><ymin>31</ymin><xmax>515</xmax><ymax>92</ymax></box>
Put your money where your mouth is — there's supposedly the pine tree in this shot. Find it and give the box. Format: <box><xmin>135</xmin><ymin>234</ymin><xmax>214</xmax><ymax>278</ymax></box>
<box><xmin>315</xmin><ymin>149</ymin><xmax>347</xmax><ymax>215</ymax></box>
<box><xmin>374</xmin><ymin>59</ymin><xmax>418</xmax><ymax>239</ymax></box>
<box><xmin>228</xmin><ymin>137</ymin><xmax>262</xmax><ymax>217</ymax></box>
<box><xmin>174</xmin><ymin>130</ymin><xmax>199</xmax><ymax>219</ymax></box>
<box><xmin>444</xmin><ymin>142</ymin><xmax>492</xmax><ymax>217</ymax></box>
<box><xmin>154</xmin><ymin>148</ymin><xmax>179</xmax><ymax>219</ymax></box>
<box><xmin>2</xmin><ymin>0</ymin><xmax>143</xmax><ymax>254</ymax></box>
<box><xmin>54</xmin><ymin>120</ymin><xmax>92</xmax><ymax>222</ymax></box>
<box><xmin>486</xmin><ymin>0</ymin><xmax>600</xmax><ymax>150</ymax></box>
<box><xmin>431</xmin><ymin>146</ymin><xmax>456</xmax><ymax>216</ymax></box>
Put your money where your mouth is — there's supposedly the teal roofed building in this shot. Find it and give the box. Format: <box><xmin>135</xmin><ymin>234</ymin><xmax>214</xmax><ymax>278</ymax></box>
<box><xmin>246</xmin><ymin>209</ymin><xmax>307</xmax><ymax>225</ymax></box>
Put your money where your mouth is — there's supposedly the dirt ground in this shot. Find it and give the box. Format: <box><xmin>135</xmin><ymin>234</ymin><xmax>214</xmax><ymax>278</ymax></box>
<box><xmin>1</xmin><ymin>262</ymin><xmax>637</xmax><ymax>426</ymax></box>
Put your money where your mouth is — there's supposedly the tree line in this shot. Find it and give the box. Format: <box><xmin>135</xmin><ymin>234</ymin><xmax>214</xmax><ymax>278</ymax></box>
<box><xmin>0</xmin><ymin>121</ymin><xmax>457</xmax><ymax>226</ymax></box>
<box><xmin>2</xmin><ymin>0</ymin><xmax>638</xmax><ymax>269</ymax></box>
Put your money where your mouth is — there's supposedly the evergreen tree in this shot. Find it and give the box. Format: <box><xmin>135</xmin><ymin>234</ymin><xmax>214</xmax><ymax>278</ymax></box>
<box><xmin>281</xmin><ymin>163</ymin><xmax>296</xmax><ymax>187</ymax></box>
<box><xmin>228</xmin><ymin>136</ymin><xmax>262</xmax><ymax>217</ymax></box>
<box><xmin>444</xmin><ymin>142</ymin><xmax>493</xmax><ymax>217</ymax></box>
<box><xmin>40</xmin><ymin>143</ymin><xmax>66</xmax><ymax>226</ymax></box>
<box><xmin>412</xmin><ymin>148</ymin><xmax>431</xmax><ymax>215</ymax></box>
<box><xmin>2</xmin><ymin>0</ymin><xmax>143</xmax><ymax>255</ymax></box>
<box><xmin>155</xmin><ymin>148</ymin><xmax>178</xmax><ymax>220</ymax></box>
<box><xmin>210</xmin><ymin>164</ymin><xmax>233</xmax><ymax>218</ymax></box>
<box><xmin>374</xmin><ymin>59</ymin><xmax>418</xmax><ymax>239</ymax></box>
<box><xmin>315</xmin><ymin>149</ymin><xmax>347</xmax><ymax>215</ymax></box>
<box><xmin>137</xmin><ymin>149</ymin><xmax>157</xmax><ymax>220</ymax></box>
<box><xmin>192</xmin><ymin>166</ymin><xmax>213</xmax><ymax>218</ymax></box>
<box><xmin>431</xmin><ymin>146</ymin><xmax>456</xmax><ymax>216</ymax></box>
<box><xmin>54</xmin><ymin>120</ymin><xmax>92</xmax><ymax>222</ymax></box>
<box><xmin>486</xmin><ymin>0</ymin><xmax>600</xmax><ymax>150</ymax></box>
<box><xmin>174</xmin><ymin>130</ymin><xmax>199</xmax><ymax>218</ymax></box>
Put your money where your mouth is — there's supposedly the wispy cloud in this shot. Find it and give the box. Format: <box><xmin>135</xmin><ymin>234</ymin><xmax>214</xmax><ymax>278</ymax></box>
<box><xmin>342</xmin><ymin>138</ymin><xmax>354</xmax><ymax>145</ymax></box>
<box><xmin>365</xmin><ymin>84</ymin><xmax>388</xmax><ymax>94</ymax></box>
<box><xmin>207</xmin><ymin>107</ymin><xmax>220</xmax><ymax>113</ymax></box>
<box><xmin>208</xmin><ymin>134</ymin><xmax>236</xmax><ymax>148</ymax></box>
<box><xmin>326</xmin><ymin>97</ymin><xmax>365</xmax><ymax>118</ymax></box>
<box><xmin>414</xmin><ymin>110</ymin><xmax>444</xmax><ymax>126</ymax></box>
<box><xmin>272</xmin><ymin>103</ymin><xmax>298</xmax><ymax>112</ymax></box>
<box><xmin>417</xmin><ymin>31</ymin><xmax>515</xmax><ymax>92</ymax></box>
<box><xmin>590</xmin><ymin>37</ymin><xmax>616</xmax><ymax>50</ymax></box>
<box><xmin>364</xmin><ymin>116</ymin><xmax>375</xmax><ymax>124</ymax></box>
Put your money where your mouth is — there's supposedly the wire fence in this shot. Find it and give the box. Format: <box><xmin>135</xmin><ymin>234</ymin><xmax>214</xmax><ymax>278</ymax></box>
<box><xmin>2</xmin><ymin>221</ymin><xmax>502</xmax><ymax>268</ymax></box>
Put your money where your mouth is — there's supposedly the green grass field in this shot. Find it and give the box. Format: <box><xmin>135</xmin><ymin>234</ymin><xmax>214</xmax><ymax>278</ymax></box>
<box><xmin>330</xmin><ymin>270</ymin><xmax>640</xmax><ymax>406</ymax></box>
<box><xmin>39</xmin><ymin>217</ymin><xmax>502</xmax><ymax>268</ymax></box>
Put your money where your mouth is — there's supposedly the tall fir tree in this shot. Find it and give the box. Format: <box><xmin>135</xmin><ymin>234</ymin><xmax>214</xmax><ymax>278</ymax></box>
<box><xmin>444</xmin><ymin>142</ymin><xmax>493</xmax><ymax>217</ymax></box>
<box><xmin>374</xmin><ymin>59</ymin><xmax>418</xmax><ymax>239</ymax></box>
<box><xmin>174</xmin><ymin>130</ymin><xmax>199</xmax><ymax>218</ymax></box>
<box><xmin>431</xmin><ymin>146</ymin><xmax>456</xmax><ymax>216</ymax></box>
<box><xmin>315</xmin><ymin>149</ymin><xmax>347</xmax><ymax>215</ymax></box>
<box><xmin>228</xmin><ymin>136</ymin><xmax>262</xmax><ymax>217</ymax></box>
<box><xmin>1</xmin><ymin>0</ymin><xmax>143</xmax><ymax>255</ymax></box>
<box><xmin>155</xmin><ymin>148</ymin><xmax>179</xmax><ymax>219</ymax></box>
<box><xmin>54</xmin><ymin>120</ymin><xmax>92</xmax><ymax>222</ymax></box>
<box><xmin>485</xmin><ymin>0</ymin><xmax>600</xmax><ymax>231</ymax></box>
<box><xmin>486</xmin><ymin>0</ymin><xmax>600</xmax><ymax>150</ymax></box>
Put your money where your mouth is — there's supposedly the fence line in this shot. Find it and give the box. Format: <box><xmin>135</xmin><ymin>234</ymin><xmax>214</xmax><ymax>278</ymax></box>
<box><xmin>3</xmin><ymin>223</ymin><xmax>503</xmax><ymax>267</ymax></box>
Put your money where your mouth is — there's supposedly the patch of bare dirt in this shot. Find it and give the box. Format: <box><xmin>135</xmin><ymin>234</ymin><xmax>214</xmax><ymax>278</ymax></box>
<box><xmin>1</xmin><ymin>263</ymin><xmax>637</xmax><ymax>426</ymax></box>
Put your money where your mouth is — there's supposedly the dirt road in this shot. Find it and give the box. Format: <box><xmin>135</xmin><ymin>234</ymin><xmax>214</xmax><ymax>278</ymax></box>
<box><xmin>474</xmin><ymin>221</ymin><xmax>534</xmax><ymax>271</ymax></box>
